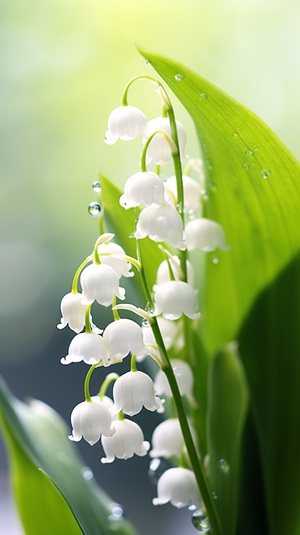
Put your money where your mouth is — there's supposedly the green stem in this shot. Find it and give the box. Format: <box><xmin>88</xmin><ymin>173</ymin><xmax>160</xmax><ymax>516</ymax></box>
<box><xmin>140</xmin><ymin>129</ymin><xmax>177</xmax><ymax>172</ymax></box>
<box><xmin>71</xmin><ymin>255</ymin><xmax>93</xmax><ymax>293</ymax></box>
<box><xmin>84</xmin><ymin>364</ymin><xmax>99</xmax><ymax>402</ymax></box>
<box><xmin>84</xmin><ymin>304</ymin><xmax>93</xmax><ymax>333</ymax></box>
<box><xmin>130</xmin><ymin>354</ymin><xmax>137</xmax><ymax>372</ymax></box>
<box><xmin>137</xmin><ymin>239</ymin><xmax>223</xmax><ymax>535</ymax></box>
<box><xmin>99</xmin><ymin>372</ymin><xmax>119</xmax><ymax>400</ymax></box>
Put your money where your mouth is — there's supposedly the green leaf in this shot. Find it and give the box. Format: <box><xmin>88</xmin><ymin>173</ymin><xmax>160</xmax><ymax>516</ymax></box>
<box><xmin>137</xmin><ymin>49</ymin><xmax>300</xmax><ymax>535</ymax></box>
<box><xmin>207</xmin><ymin>344</ymin><xmax>249</xmax><ymax>535</ymax></box>
<box><xmin>0</xmin><ymin>377</ymin><xmax>137</xmax><ymax>535</ymax></box>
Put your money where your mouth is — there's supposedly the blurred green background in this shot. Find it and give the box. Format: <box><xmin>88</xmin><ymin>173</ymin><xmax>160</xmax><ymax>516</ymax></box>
<box><xmin>0</xmin><ymin>0</ymin><xmax>300</xmax><ymax>533</ymax></box>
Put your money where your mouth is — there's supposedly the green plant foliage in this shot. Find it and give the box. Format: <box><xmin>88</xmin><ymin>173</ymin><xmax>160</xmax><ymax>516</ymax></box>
<box><xmin>136</xmin><ymin>48</ymin><xmax>300</xmax><ymax>535</ymax></box>
<box><xmin>0</xmin><ymin>377</ymin><xmax>137</xmax><ymax>535</ymax></box>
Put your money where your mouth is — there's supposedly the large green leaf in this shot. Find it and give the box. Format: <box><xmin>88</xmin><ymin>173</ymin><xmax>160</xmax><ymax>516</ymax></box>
<box><xmin>0</xmin><ymin>377</ymin><xmax>137</xmax><ymax>535</ymax></box>
<box><xmin>137</xmin><ymin>49</ymin><xmax>300</xmax><ymax>535</ymax></box>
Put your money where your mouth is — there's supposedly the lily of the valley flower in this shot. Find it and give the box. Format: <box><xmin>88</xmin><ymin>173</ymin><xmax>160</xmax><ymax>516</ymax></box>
<box><xmin>57</xmin><ymin>292</ymin><xmax>86</xmax><ymax>333</ymax></box>
<box><xmin>185</xmin><ymin>217</ymin><xmax>228</xmax><ymax>252</ymax></box>
<box><xmin>150</xmin><ymin>417</ymin><xmax>198</xmax><ymax>459</ymax></box>
<box><xmin>153</xmin><ymin>467</ymin><xmax>202</xmax><ymax>508</ymax></box>
<box><xmin>103</xmin><ymin>318</ymin><xmax>148</xmax><ymax>362</ymax></box>
<box><xmin>80</xmin><ymin>263</ymin><xmax>125</xmax><ymax>306</ymax></box>
<box><xmin>113</xmin><ymin>370</ymin><xmax>163</xmax><ymax>416</ymax></box>
<box><xmin>97</xmin><ymin>242</ymin><xmax>134</xmax><ymax>278</ymax></box>
<box><xmin>105</xmin><ymin>105</ymin><xmax>147</xmax><ymax>144</ymax></box>
<box><xmin>155</xmin><ymin>256</ymin><xmax>195</xmax><ymax>287</ymax></box>
<box><xmin>69</xmin><ymin>398</ymin><xmax>115</xmax><ymax>445</ymax></box>
<box><xmin>101</xmin><ymin>419</ymin><xmax>150</xmax><ymax>463</ymax></box>
<box><xmin>142</xmin><ymin>316</ymin><xmax>178</xmax><ymax>353</ymax></box>
<box><xmin>60</xmin><ymin>332</ymin><xmax>110</xmax><ymax>366</ymax></box>
<box><xmin>119</xmin><ymin>171</ymin><xmax>165</xmax><ymax>209</ymax></box>
<box><xmin>134</xmin><ymin>204</ymin><xmax>185</xmax><ymax>250</ymax></box>
<box><xmin>154</xmin><ymin>280</ymin><xmax>200</xmax><ymax>320</ymax></box>
<box><xmin>154</xmin><ymin>359</ymin><xmax>195</xmax><ymax>405</ymax></box>
<box><xmin>143</xmin><ymin>117</ymin><xmax>187</xmax><ymax>165</ymax></box>
<box><xmin>165</xmin><ymin>175</ymin><xmax>202</xmax><ymax>211</ymax></box>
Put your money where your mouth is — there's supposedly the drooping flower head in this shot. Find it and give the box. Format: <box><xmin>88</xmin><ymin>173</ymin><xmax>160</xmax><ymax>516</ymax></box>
<box><xmin>165</xmin><ymin>174</ymin><xmax>202</xmax><ymax>211</ymax></box>
<box><xmin>57</xmin><ymin>292</ymin><xmax>86</xmax><ymax>333</ymax></box>
<box><xmin>113</xmin><ymin>370</ymin><xmax>163</xmax><ymax>416</ymax></box>
<box><xmin>154</xmin><ymin>281</ymin><xmax>200</xmax><ymax>320</ymax></box>
<box><xmin>134</xmin><ymin>204</ymin><xmax>185</xmax><ymax>250</ymax></box>
<box><xmin>153</xmin><ymin>467</ymin><xmax>202</xmax><ymax>508</ymax></box>
<box><xmin>101</xmin><ymin>419</ymin><xmax>150</xmax><ymax>463</ymax></box>
<box><xmin>143</xmin><ymin>117</ymin><xmax>187</xmax><ymax>165</ymax></box>
<box><xmin>185</xmin><ymin>218</ymin><xmax>229</xmax><ymax>252</ymax></box>
<box><xmin>103</xmin><ymin>318</ymin><xmax>148</xmax><ymax>362</ymax></box>
<box><xmin>97</xmin><ymin>242</ymin><xmax>134</xmax><ymax>278</ymax></box>
<box><xmin>69</xmin><ymin>398</ymin><xmax>115</xmax><ymax>445</ymax></box>
<box><xmin>105</xmin><ymin>105</ymin><xmax>147</xmax><ymax>144</ymax></box>
<box><xmin>61</xmin><ymin>331</ymin><xmax>110</xmax><ymax>366</ymax></box>
<box><xmin>80</xmin><ymin>263</ymin><xmax>125</xmax><ymax>306</ymax></box>
<box><xmin>119</xmin><ymin>171</ymin><xmax>165</xmax><ymax>210</ymax></box>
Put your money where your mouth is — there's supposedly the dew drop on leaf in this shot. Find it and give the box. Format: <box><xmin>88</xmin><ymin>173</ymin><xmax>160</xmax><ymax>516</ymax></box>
<box><xmin>259</xmin><ymin>168</ymin><xmax>271</xmax><ymax>179</ymax></box>
<box><xmin>199</xmin><ymin>92</ymin><xmax>208</xmax><ymax>100</ymax></box>
<box><xmin>108</xmin><ymin>504</ymin><xmax>125</xmax><ymax>526</ymax></box>
<box><xmin>92</xmin><ymin>181</ymin><xmax>101</xmax><ymax>193</ymax></box>
<box><xmin>191</xmin><ymin>509</ymin><xmax>211</xmax><ymax>532</ymax></box>
<box><xmin>88</xmin><ymin>202</ymin><xmax>101</xmax><ymax>216</ymax></box>
<box><xmin>242</xmin><ymin>163</ymin><xmax>250</xmax><ymax>170</ymax></box>
<box><xmin>81</xmin><ymin>466</ymin><xmax>93</xmax><ymax>480</ymax></box>
<box><xmin>175</xmin><ymin>73</ymin><xmax>184</xmax><ymax>81</ymax></box>
<box><xmin>245</xmin><ymin>149</ymin><xmax>253</xmax><ymax>156</ymax></box>
<box><xmin>218</xmin><ymin>458</ymin><xmax>230</xmax><ymax>474</ymax></box>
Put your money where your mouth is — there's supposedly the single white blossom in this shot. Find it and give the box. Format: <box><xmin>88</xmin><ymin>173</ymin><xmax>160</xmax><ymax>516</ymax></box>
<box><xmin>143</xmin><ymin>117</ymin><xmax>187</xmax><ymax>165</ymax></box>
<box><xmin>101</xmin><ymin>418</ymin><xmax>150</xmax><ymax>463</ymax></box>
<box><xmin>165</xmin><ymin>175</ymin><xmax>202</xmax><ymax>211</ymax></box>
<box><xmin>150</xmin><ymin>418</ymin><xmax>197</xmax><ymax>459</ymax></box>
<box><xmin>153</xmin><ymin>467</ymin><xmax>202</xmax><ymax>508</ymax></box>
<box><xmin>60</xmin><ymin>332</ymin><xmax>110</xmax><ymax>366</ymax></box>
<box><xmin>57</xmin><ymin>292</ymin><xmax>86</xmax><ymax>333</ymax></box>
<box><xmin>155</xmin><ymin>256</ymin><xmax>195</xmax><ymax>287</ymax></box>
<box><xmin>97</xmin><ymin>242</ymin><xmax>133</xmax><ymax>278</ymax></box>
<box><xmin>154</xmin><ymin>359</ymin><xmax>195</xmax><ymax>404</ymax></box>
<box><xmin>134</xmin><ymin>204</ymin><xmax>185</xmax><ymax>250</ymax></box>
<box><xmin>80</xmin><ymin>263</ymin><xmax>125</xmax><ymax>306</ymax></box>
<box><xmin>69</xmin><ymin>398</ymin><xmax>115</xmax><ymax>446</ymax></box>
<box><xmin>113</xmin><ymin>370</ymin><xmax>163</xmax><ymax>416</ymax></box>
<box><xmin>103</xmin><ymin>319</ymin><xmax>148</xmax><ymax>362</ymax></box>
<box><xmin>185</xmin><ymin>218</ymin><xmax>228</xmax><ymax>252</ymax></box>
<box><xmin>105</xmin><ymin>105</ymin><xmax>147</xmax><ymax>144</ymax></box>
<box><xmin>154</xmin><ymin>280</ymin><xmax>200</xmax><ymax>320</ymax></box>
<box><xmin>120</xmin><ymin>171</ymin><xmax>165</xmax><ymax>209</ymax></box>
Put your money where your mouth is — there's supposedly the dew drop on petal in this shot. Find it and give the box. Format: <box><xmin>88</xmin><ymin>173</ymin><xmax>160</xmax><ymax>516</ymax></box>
<box><xmin>192</xmin><ymin>509</ymin><xmax>211</xmax><ymax>532</ymax></box>
<box><xmin>148</xmin><ymin>458</ymin><xmax>172</xmax><ymax>485</ymax></box>
<box><xmin>175</xmin><ymin>73</ymin><xmax>184</xmax><ymax>81</ymax></box>
<box><xmin>92</xmin><ymin>181</ymin><xmax>101</xmax><ymax>193</ymax></box>
<box><xmin>82</xmin><ymin>466</ymin><xmax>94</xmax><ymax>480</ymax></box>
<box><xmin>88</xmin><ymin>202</ymin><xmax>101</xmax><ymax>216</ymax></box>
<box><xmin>260</xmin><ymin>168</ymin><xmax>271</xmax><ymax>179</ymax></box>
<box><xmin>218</xmin><ymin>458</ymin><xmax>230</xmax><ymax>474</ymax></box>
<box><xmin>199</xmin><ymin>92</ymin><xmax>208</xmax><ymax>100</ymax></box>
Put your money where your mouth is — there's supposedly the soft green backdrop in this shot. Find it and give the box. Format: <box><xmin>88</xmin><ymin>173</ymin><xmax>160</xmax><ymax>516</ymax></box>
<box><xmin>0</xmin><ymin>0</ymin><xmax>299</xmax><ymax>364</ymax></box>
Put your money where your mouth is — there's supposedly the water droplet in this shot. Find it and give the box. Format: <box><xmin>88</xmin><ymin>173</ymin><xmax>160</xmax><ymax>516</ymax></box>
<box><xmin>218</xmin><ymin>458</ymin><xmax>230</xmax><ymax>474</ymax></box>
<box><xmin>175</xmin><ymin>73</ymin><xmax>184</xmax><ymax>81</ymax></box>
<box><xmin>260</xmin><ymin>168</ymin><xmax>271</xmax><ymax>179</ymax></box>
<box><xmin>82</xmin><ymin>466</ymin><xmax>94</xmax><ymax>480</ymax></box>
<box><xmin>192</xmin><ymin>509</ymin><xmax>211</xmax><ymax>532</ymax></box>
<box><xmin>254</xmin><ymin>146</ymin><xmax>259</xmax><ymax>152</ymax></box>
<box><xmin>245</xmin><ymin>149</ymin><xmax>253</xmax><ymax>156</ymax></box>
<box><xmin>145</xmin><ymin>302</ymin><xmax>155</xmax><ymax>315</ymax></box>
<box><xmin>108</xmin><ymin>504</ymin><xmax>125</xmax><ymax>526</ymax></box>
<box><xmin>92</xmin><ymin>181</ymin><xmax>101</xmax><ymax>193</ymax></box>
<box><xmin>212</xmin><ymin>491</ymin><xmax>218</xmax><ymax>500</ymax></box>
<box><xmin>176</xmin><ymin>201</ymin><xmax>183</xmax><ymax>212</ymax></box>
<box><xmin>242</xmin><ymin>163</ymin><xmax>250</xmax><ymax>170</ymax></box>
<box><xmin>232</xmin><ymin>132</ymin><xmax>238</xmax><ymax>138</ymax></box>
<box><xmin>148</xmin><ymin>458</ymin><xmax>171</xmax><ymax>485</ymax></box>
<box><xmin>142</xmin><ymin>319</ymin><xmax>150</xmax><ymax>328</ymax></box>
<box><xmin>212</xmin><ymin>256</ymin><xmax>219</xmax><ymax>265</ymax></box>
<box><xmin>199</xmin><ymin>92</ymin><xmax>208</xmax><ymax>100</ymax></box>
<box><xmin>88</xmin><ymin>202</ymin><xmax>101</xmax><ymax>217</ymax></box>
<box><xmin>187</xmin><ymin>209</ymin><xmax>196</xmax><ymax>220</ymax></box>
<box><xmin>189</xmin><ymin>504</ymin><xmax>198</xmax><ymax>511</ymax></box>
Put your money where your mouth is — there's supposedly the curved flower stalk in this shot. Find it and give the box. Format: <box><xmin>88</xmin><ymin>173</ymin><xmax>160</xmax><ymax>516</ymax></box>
<box><xmin>56</xmin><ymin>73</ymin><xmax>229</xmax><ymax>535</ymax></box>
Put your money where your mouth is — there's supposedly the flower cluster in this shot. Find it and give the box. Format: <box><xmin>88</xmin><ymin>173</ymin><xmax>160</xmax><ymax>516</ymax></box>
<box><xmin>58</xmin><ymin>75</ymin><xmax>228</xmax><ymax>520</ymax></box>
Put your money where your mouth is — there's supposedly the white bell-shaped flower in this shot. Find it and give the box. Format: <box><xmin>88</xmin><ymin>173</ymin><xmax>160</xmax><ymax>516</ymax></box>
<box><xmin>80</xmin><ymin>263</ymin><xmax>125</xmax><ymax>306</ymax></box>
<box><xmin>185</xmin><ymin>218</ymin><xmax>228</xmax><ymax>252</ymax></box>
<box><xmin>57</xmin><ymin>292</ymin><xmax>86</xmax><ymax>333</ymax></box>
<box><xmin>143</xmin><ymin>117</ymin><xmax>187</xmax><ymax>165</ymax></box>
<box><xmin>165</xmin><ymin>175</ymin><xmax>202</xmax><ymax>211</ymax></box>
<box><xmin>97</xmin><ymin>242</ymin><xmax>133</xmax><ymax>278</ymax></box>
<box><xmin>153</xmin><ymin>467</ymin><xmax>202</xmax><ymax>508</ymax></box>
<box><xmin>101</xmin><ymin>418</ymin><xmax>150</xmax><ymax>463</ymax></box>
<box><xmin>103</xmin><ymin>319</ymin><xmax>148</xmax><ymax>362</ymax></box>
<box><xmin>60</xmin><ymin>332</ymin><xmax>110</xmax><ymax>366</ymax></box>
<box><xmin>113</xmin><ymin>370</ymin><xmax>163</xmax><ymax>416</ymax></box>
<box><xmin>150</xmin><ymin>418</ymin><xmax>184</xmax><ymax>459</ymax></box>
<box><xmin>134</xmin><ymin>204</ymin><xmax>185</xmax><ymax>250</ymax></box>
<box><xmin>154</xmin><ymin>280</ymin><xmax>200</xmax><ymax>320</ymax></box>
<box><xmin>155</xmin><ymin>256</ymin><xmax>195</xmax><ymax>287</ymax></box>
<box><xmin>154</xmin><ymin>359</ymin><xmax>195</xmax><ymax>404</ymax></box>
<box><xmin>120</xmin><ymin>171</ymin><xmax>165</xmax><ymax>209</ymax></box>
<box><xmin>105</xmin><ymin>105</ymin><xmax>147</xmax><ymax>144</ymax></box>
<box><xmin>69</xmin><ymin>398</ymin><xmax>115</xmax><ymax>446</ymax></box>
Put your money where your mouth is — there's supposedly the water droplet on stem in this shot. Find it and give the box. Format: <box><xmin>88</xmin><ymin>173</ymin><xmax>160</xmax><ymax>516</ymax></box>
<box><xmin>218</xmin><ymin>458</ymin><xmax>230</xmax><ymax>474</ymax></box>
<box><xmin>192</xmin><ymin>509</ymin><xmax>211</xmax><ymax>532</ymax></box>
